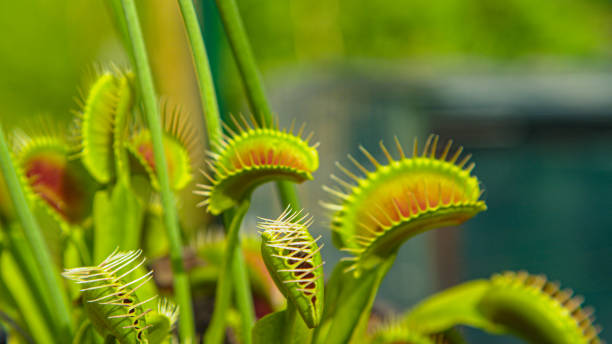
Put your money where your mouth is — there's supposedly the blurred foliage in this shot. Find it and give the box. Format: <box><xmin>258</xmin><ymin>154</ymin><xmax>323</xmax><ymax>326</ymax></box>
<box><xmin>235</xmin><ymin>0</ymin><xmax>612</xmax><ymax>70</ymax></box>
<box><xmin>1</xmin><ymin>0</ymin><xmax>611</xmax><ymax>125</ymax></box>
<box><xmin>0</xmin><ymin>1</ymin><xmax>121</xmax><ymax>126</ymax></box>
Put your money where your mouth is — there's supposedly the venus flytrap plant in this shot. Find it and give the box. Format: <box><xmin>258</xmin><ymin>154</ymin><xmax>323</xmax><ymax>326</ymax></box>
<box><xmin>196</xmin><ymin>115</ymin><xmax>320</xmax><ymax>344</ymax></box>
<box><xmin>74</xmin><ymin>67</ymin><xmax>134</xmax><ymax>184</ymax></box>
<box><xmin>212</xmin><ymin>0</ymin><xmax>302</xmax><ymax>210</ymax></box>
<box><xmin>126</xmin><ymin>103</ymin><xmax>201</xmax><ymax>192</ymax></box>
<box><xmin>314</xmin><ymin>135</ymin><xmax>486</xmax><ymax>344</ymax></box>
<box><xmin>402</xmin><ymin>271</ymin><xmax>603</xmax><ymax>344</ymax></box>
<box><xmin>0</xmin><ymin>123</ymin><xmax>74</xmax><ymax>340</ymax></box>
<box><xmin>178</xmin><ymin>1</ymin><xmax>309</xmax><ymax>342</ymax></box>
<box><xmin>0</xmin><ymin>2</ymin><xmax>609</xmax><ymax>343</ymax></box>
<box><xmin>116</xmin><ymin>0</ymin><xmax>196</xmax><ymax>340</ymax></box>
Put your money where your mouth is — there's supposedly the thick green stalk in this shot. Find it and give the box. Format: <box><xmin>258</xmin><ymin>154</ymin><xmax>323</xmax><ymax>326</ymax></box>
<box><xmin>204</xmin><ymin>199</ymin><xmax>250</xmax><ymax>344</ymax></box>
<box><xmin>0</xmin><ymin>123</ymin><xmax>73</xmax><ymax>338</ymax></box>
<box><xmin>176</xmin><ymin>1</ymin><xmax>255</xmax><ymax>341</ymax></box>
<box><xmin>176</xmin><ymin>0</ymin><xmax>222</xmax><ymax>146</ymax></box>
<box><xmin>118</xmin><ymin>1</ymin><xmax>195</xmax><ymax>342</ymax></box>
<box><xmin>213</xmin><ymin>0</ymin><xmax>300</xmax><ymax>209</ymax></box>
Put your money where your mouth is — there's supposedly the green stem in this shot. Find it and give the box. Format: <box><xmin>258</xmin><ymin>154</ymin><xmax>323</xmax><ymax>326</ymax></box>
<box><xmin>107</xmin><ymin>0</ymin><xmax>130</xmax><ymax>49</ymax></box>
<box><xmin>176</xmin><ymin>0</ymin><xmax>222</xmax><ymax>147</ymax></box>
<box><xmin>0</xmin><ymin>123</ymin><xmax>73</xmax><ymax>338</ymax></box>
<box><xmin>204</xmin><ymin>199</ymin><xmax>250</xmax><ymax>344</ymax></box>
<box><xmin>213</xmin><ymin>0</ymin><xmax>300</xmax><ymax>209</ymax></box>
<box><xmin>232</xmin><ymin>246</ymin><xmax>254</xmax><ymax>344</ymax></box>
<box><xmin>118</xmin><ymin>1</ymin><xmax>195</xmax><ymax>342</ymax></box>
<box><xmin>283</xmin><ymin>301</ymin><xmax>298</xmax><ymax>344</ymax></box>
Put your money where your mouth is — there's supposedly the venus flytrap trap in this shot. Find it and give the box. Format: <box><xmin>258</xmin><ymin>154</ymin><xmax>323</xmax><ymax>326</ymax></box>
<box><xmin>127</xmin><ymin>103</ymin><xmax>200</xmax><ymax>192</ymax></box>
<box><xmin>63</xmin><ymin>249</ymin><xmax>177</xmax><ymax>344</ymax></box>
<box><xmin>478</xmin><ymin>271</ymin><xmax>602</xmax><ymax>344</ymax></box>
<box><xmin>323</xmin><ymin>134</ymin><xmax>486</xmax><ymax>275</ymax></box>
<box><xmin>74</xmin><ymin>67</ymin><xmax>134</xmax><ymax>184</ymax></box>
<box><xmin>195</xmin><ymin>115</ymin><xmax>318</xmax><ymax>215</ymax></box>
<box><xmin>196</xmin><ymin>114</ymin><xmax>320</xmax><ymax>344</ymax></box>
<box><xmin>257</xmin><ymin>208</ymin><xmax>324</xmax><ymax>328</ymax></box>
<box><xmin>250</xmin><ymin>208</ymin><xmax>324</xmax><ymax>344</ymax></box>
<box><xmin>10</xmin><ymin>120</ymin><xmax>90</xmax><ymax>227</ymax></box>
<box><xmin>62</xmin><ymin>249</ymin><xmax>155</xmax><ymax>343</ymax></box>
<box><xmin>403</xmin><ymin>271</ymin><xmax>603</xmax><ymax>344</ymax></box>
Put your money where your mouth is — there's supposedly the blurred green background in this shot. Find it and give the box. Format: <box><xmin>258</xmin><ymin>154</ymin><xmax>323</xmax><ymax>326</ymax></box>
<box><xmin>1</xmin><ymin>0</ymin><xmax>612</xmax><ymax>342</ymax></box>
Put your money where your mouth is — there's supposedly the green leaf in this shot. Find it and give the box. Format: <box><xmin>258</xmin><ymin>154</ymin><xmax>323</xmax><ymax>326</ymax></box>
<box><xmin>404</xmin><ymin>279</ymin><xmax>505</xmax><ymax>335</ymax></box>
<box><xmin>92</xmin><ymin>182</ymin><xmax>156</xmax><ymax>303</ymax></box>
<box><xmin>312</xmin><ymin>253</ymin><xmax>396</xmax><ymax>344</ymax></box>
<box><xmin>93</xmin><ymin>180</ymin><xmax>144</xmax><ymax>262</ymax></box>
<box><xmin>147</xmin><ymin>313</ymin><xmax>171</xmax><ymax>344</ymax></box>
<box><xmin>253</xmin><ymin>309</ymin><xmax>310</xmax><ymax>344</ymax></box>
